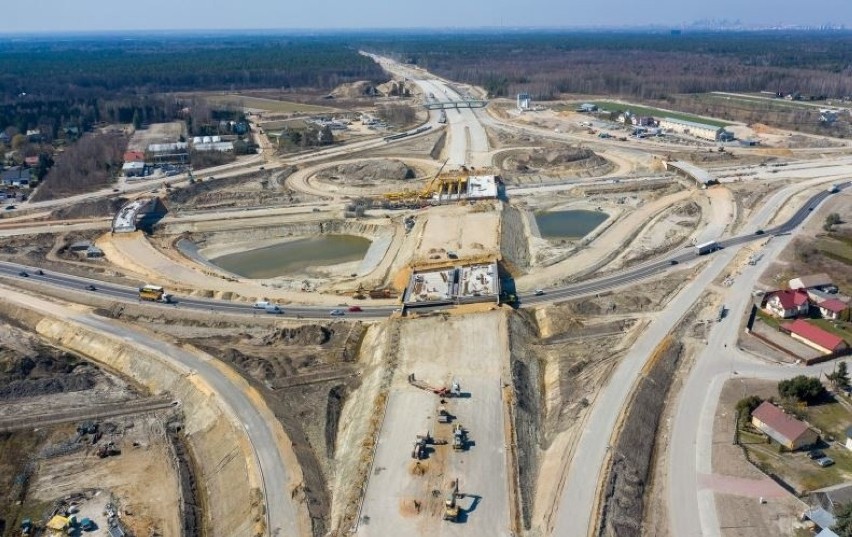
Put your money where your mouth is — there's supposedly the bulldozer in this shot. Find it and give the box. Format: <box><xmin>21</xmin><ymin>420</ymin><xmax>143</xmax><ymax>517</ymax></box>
<box><xmin>443</xmin><ymin>478</ymin><xmax>461</xmax><ymax>522</ymax></box>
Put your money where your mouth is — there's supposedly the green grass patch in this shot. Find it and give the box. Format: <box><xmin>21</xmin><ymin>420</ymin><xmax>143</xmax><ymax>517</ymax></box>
<box><xmin>580</xmin><ymin>100</ymin><xmax>730</xmax><ymax>127</ymax></box>
<box><xmin>817</xmin><ymin>235</ymin><xmax>852</xmax><ymax>264</ymax></box>
<box><xmin>756</xmin><ymin>309</ymin><xmax>782</xmax><ymax>330</ymax></box>
<box><xmin>806</xmin><ymin>399</ymin><xmax>852</xmax><ymax>440</ymax></box>
<box><xmin>203</xmin><ymin>94</ymin><xmax>338</xmax><ymax>114</ymax></box>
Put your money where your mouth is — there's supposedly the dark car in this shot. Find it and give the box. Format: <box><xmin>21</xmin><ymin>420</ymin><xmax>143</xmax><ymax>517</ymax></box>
<box><xmin>755</xmin><ymin>229</ymin><xmax>765</xmax><ymax>235</ymax></box>
<box><xmin>816</xmin><ymin>457</ymin><xmax>835</xmax><ymax>468</ymax></box>
<box><xmin>669</xmin><ymin>259</ymin><xmax>679</xmax><ymax>265</ymax></box>
<box><xmin>348</xmin><ymin>306</ymin><xmax>363</xmax><ymax>312</ymax></box>
<box><xmin>5</xmin><ymin>205</ymin><xmax>15</xmax><ymax>210</ymax></box>
<box><xmin>18</xmin><ymin>271</ymin><xmax>28</xmax><ymax>277</ymax></box>
<box><xmin>808</xmin><ymin>450</ymin><xmax>826</xmax><ymax>460</ymax></box>
<box><xmin>85</xmin><ymin>284</ymin><xmax>97</xmax><ymax>291</ymax></box>
<box><xmin>35</xmin><ymin>269</ymin><xmax>44</xmax><ymax>275</ymax></box>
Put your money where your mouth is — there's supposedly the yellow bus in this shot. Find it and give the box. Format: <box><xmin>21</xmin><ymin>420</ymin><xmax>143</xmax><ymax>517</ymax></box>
<box><xmin>139</xmin><ymin>284</ymin><xmax>167</xmax><ymax>302</ymax></box>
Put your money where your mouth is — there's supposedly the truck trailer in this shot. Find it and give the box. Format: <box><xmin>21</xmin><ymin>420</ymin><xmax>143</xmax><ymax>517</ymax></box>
<box><xmin>695</xmin><ymin>241</ymin><xmax>719</xmax><ymax>255</ymax></box>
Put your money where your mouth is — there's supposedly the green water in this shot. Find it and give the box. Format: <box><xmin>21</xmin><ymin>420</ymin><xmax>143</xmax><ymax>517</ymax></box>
<box><xmin>535</xmin><ymin>210</ymin><xmax>608</xmax><ymax>239</ymax></box>
<box><xmin>211</xmin><ymin>235</ymin><xmax>371</xmax><ymax>278</ymax></box>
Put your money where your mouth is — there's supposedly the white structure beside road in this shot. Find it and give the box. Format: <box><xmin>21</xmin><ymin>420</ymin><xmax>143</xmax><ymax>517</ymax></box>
<box><xmin>660</xmin><ymin>117</ymin><xmax>732</xmax><ymax>141</ymax></box>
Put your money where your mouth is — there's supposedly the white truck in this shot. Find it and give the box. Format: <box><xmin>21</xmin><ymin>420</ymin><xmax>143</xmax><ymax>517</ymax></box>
<box><xmin>695</xmin><ymin>240</ymin><xmax>719</xmax><ymax>255</ymax></box>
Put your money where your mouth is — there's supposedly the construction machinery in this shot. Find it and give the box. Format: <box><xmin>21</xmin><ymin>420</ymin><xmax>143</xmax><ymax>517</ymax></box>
<box><xmin>412</xmin><ymin>432</ymin><xmax>429</xmax><ymax>459</ymax></box>
<box><xmin>408</xmin><ymin>373</ymin><xmax>461</xmax><ymax>397</ymax></box>
<box><xmin>380</xmin><ymin>159</ymin><xmax>492</xmax><ymax>207</ymax></box>
<box><xmin>437</xmin><ymin>405</ymin><xmax>453</xmax><ymax>424</ymax></box>
<box><xmin>443</xmin><ymin>479</ymin><xmax>462</xmax><ymax>522</ymax></box>
<box><xmin>97</xmin><ymin>441</ymin><xmax>121</xmax><ymax>458</ymax></box>
<box><xmin>452</xmin><ymin>423</ymin><xmax>466</xmax><ymax>451</ymax></box>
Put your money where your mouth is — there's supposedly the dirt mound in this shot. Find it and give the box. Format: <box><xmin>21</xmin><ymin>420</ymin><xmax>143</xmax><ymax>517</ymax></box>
<box><xmin>51</xmin><ymin>197</ymin><xmax>128</xmax><ymax>219</ymax></box>
<box><xmin>316</xmin><ymin>160</ymin><xmax>416</xmax><ymax>183</ymax></box>
<box><xmin>331</xmin><ymin>81</ymin><xmax>378</xmax><ymax>98</ymax></box>
<box><xmin>260</xmin><ymin>325</ymin><xmax>333</xmax><ymax>346</ymax></box>
<box><xmin>498</xmin><ymin>147</ymin><xmax>612</xmax><ymax>176</ymax></box>
<box><xmin>0</xmin><ymin>347</ymin><xmax>98</xmax><ymax>400</ymax></box>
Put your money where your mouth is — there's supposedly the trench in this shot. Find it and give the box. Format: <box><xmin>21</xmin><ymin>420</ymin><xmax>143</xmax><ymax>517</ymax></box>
<box><xmin>168</xmin><ymin>426</ymin><xmax>204</xmax><ymax>537</ymax></box>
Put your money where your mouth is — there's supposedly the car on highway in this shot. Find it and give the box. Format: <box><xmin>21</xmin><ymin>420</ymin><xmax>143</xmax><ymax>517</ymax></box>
<box><xmin>35</xmin><ymin>269</ymin><xmax>44</xmax><ymax>275</ymax></box>
<box><xmin>534</xmin><ymin>289</ymin><xmax>545</xmax><ymax>296</ymax></box>
<box><xmin>85</xmin><ymin>284</ymin><xmax>97</xmax><ymax>291</ymax></box>
<box><xmin>265</xmin><ymin>305</ymin><xmax>283</xmax><ymax>314</ymax></box>
<box><xmin>329</xmin><ymin>309</ymin><xmax>345</xmax><ymax>316</ymax></box>
<box><xmin>815</xmin><ymin>456</ymin><xmax>835</xmax><ymax>468</ymax></box>
<box><xmin>755</xmin><ymin>229</ymin><xmax>765</xmax><ymax>235</ymax></box>
<box><xmin>5</xmin><ymin>205</ymin><xmax>15</xmax><ymax>210</ymax></box>
<box><xmin>18</xmin><ymin>271</ymin><xmax>28</xmax><ymax>277</ymax></box>
<box><xmin>253</xmin><ymin>301</ymin><xmax>271</xmax><ymax>309</ymax></box>
<box><xmin>669</xmin><ymin>259</ymin><xmax>679</xmax><ymax>265</ymax></box>
<box><xmin>348</xmin><ymin>306</ymin><xmax>363</xmax><ymax>312</ymax></box>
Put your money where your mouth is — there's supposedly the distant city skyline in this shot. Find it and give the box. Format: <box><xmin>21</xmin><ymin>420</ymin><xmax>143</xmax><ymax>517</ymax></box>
<box><xmin>1</xmin><ymin>0</ymin><xmax>850</xmax><ymax>34</ymax></box>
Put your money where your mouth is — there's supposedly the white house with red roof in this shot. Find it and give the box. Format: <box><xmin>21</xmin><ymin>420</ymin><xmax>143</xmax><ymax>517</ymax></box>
<box><xmin>818</xmin><ymin>298</ymin><xmax>849</xmax><ymax>321</ymax></box>
<box><xmin>765</xmin><ymin>289</ymin><xmax>810</xmax><ymax>318</ymax></box>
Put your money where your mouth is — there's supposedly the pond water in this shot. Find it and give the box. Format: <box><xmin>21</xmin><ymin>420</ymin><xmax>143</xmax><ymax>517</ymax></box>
<box><xmin>535</xmin><ymin>210</ymin><xmax>609</xmax><ymax>239</ymax></box>
<box><xmin>209</xmin><ymin>235</ymin><xmax>371</xmax><ymax>278</ymax></box>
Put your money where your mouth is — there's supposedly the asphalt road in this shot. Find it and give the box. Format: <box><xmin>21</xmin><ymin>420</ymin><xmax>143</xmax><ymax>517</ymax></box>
<box><xmin>0</xmin><ymin>183</ymin><xmax>846</xmax><ymax>321</ymax></box>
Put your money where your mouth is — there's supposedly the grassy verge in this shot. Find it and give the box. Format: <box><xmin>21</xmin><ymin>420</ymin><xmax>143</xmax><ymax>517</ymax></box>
<box><xmin>203</xmin><ymin>94</ymin><xmax>339</xmax><ymax>114</ymax></box>
<box><xmin>571</xmin><ymin>100</ymin><xmax>730</xmax><ymax>127</ymax></box>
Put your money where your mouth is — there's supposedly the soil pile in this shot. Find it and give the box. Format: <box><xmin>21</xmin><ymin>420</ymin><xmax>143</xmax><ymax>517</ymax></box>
<box><xmin>499</xmin><ymin>147</ymin><xmax>610</xmax><ymax>174</ymax></box>
<box><xmin>0</xmin><ymin>347</ymin><xmax>98</xmax><ymax>401</ymax></box>
<box><xmin>315</xmin><ymin>160</ymin><xmax>416</xmax><ymax>183</ymax></box>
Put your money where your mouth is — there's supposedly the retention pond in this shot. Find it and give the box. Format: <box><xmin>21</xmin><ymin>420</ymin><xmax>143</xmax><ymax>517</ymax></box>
<box><xmin>209</xmin><ymin>235</ymin><xmax>371</xmax><ymax>278</ymax></box>
<box><xmin>535</xmin><ymin>209</ymin><xmax>608</xmax><ymax>239</ymax></box>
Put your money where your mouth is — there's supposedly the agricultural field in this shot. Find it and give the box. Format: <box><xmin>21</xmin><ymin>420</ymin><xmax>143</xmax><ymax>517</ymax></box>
<box><xmin>199</xmin><ymin>94</ymin><xmax>340</xmax><ymax>114</ymax></box>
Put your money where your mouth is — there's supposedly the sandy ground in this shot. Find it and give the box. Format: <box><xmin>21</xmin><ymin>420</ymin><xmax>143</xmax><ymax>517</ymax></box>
<box><xmin>710</xmin><ymin>379</ymin><xmax>806</xmax><ymax>536</ymax></box>
<box><xmin>357</xmin><ymin>311</ymin><xmax>512</xmax><ymax>537</ymax></box>
<box><xmin>126</xmin><ymin>122</ymin><xmax>185</xmax><ymax>152</ymax></box>
<box><xmin>29</xmin><ymin>416</ymin><xmax>181</xmax><ymax>537</ymax></box>
<box><xmin>515</xmin><ymin>188</ymin><xmax>691</xmax><ymax>289</ymax></box>
<box><xmin>413</xmin><ymin>204</ymin><xmax>501</xmax><ymax>265</ymax></box>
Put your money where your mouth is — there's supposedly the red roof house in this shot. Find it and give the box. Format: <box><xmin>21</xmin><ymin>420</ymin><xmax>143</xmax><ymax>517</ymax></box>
<box><xmin>818</xmin><ymin>299</ymin><xmax>849</xmax><ymax>320</ymax></box>
<box><xmin>123</xmin><ymin>150</ymin><xmax>145</xmax><ymax>162</ymax></box>
<box><xmin>24</xmin><ymin>155</ymin><xmax>39</xmax><ymax>167</ymax></box>
<box><xmin>782</xmin><ymin>319</ymin><xmax>848</xmax><ymax>355</ymax></box>
<box><xmin>766</xmin><ymin>289</ymin><xmax>810</xmax><ymax>318</ymax></box>
<box><xmin>751</xmin><ymin>401</ymin><xmax>819</xmax><ymax>450</ymax></box>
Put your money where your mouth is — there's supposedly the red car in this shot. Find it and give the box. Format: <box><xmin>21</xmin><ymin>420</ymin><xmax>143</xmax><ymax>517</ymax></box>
<box><xmin>348</xmin><ymin>306</ymin><xmax>363</xmax><ymax>312</ymax></box>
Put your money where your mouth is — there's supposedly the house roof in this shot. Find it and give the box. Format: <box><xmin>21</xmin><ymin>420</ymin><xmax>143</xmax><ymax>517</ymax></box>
<box><xmin>805</xmin><ymin>507</ymin><xmax>837</xmax><ymax>530</ymax></box>
<box><xmin>790</xmin><ymin>273</ymin><xmax>833</xmax><ymax>289</ymax></box>
<box><xmin>817</xmin><ymin>528</ymin><xmax>840</xmax><ymax>537</ymax></box>
<box><xmin>783</xmin><ymin>319</ymin><xmax>846</xmax><ymax>352</ymax></box>
<box><xmin>819</xmin><ymin>299</ymin><xmax>849</xmax><ymax>314</ymax></box>
<box><xmin>752</xmin><ymin>401</ymin><xmax>812</xmax><ymax>442</ymax></box>
<box><xmin>769</xmin><ymin>289</ymin><xmax>810</xmax><ymax>309</ymax></box>
<box><xmin>123</xmin><ymin>150</ymin><xmax>145</xmax><ymax>162</ymax></box>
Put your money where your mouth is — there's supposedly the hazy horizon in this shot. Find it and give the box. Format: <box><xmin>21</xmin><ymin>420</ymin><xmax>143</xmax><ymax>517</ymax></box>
<box><xmin>1</xmin><ymin>0</ymin><xmax>849</xmax><ymax>34</ymax></box>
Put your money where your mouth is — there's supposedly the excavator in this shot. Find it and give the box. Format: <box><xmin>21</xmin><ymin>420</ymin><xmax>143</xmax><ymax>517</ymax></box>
<box><xmin>443</xmin><ymin>478</ymin><xmax>462</xmax><ymax>522</ymax></box>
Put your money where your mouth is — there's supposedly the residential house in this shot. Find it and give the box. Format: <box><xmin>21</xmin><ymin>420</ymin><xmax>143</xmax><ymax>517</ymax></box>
<box><xmin>789</xmin><ymin>273</ymin><xmax>836</xmax><ymax>292</ymax></box>
<box><xmin>0</xmin><ymin>167</ymin><xmax>32</xmax><ymax>189</ymax></box>
<box><xmin>24</xmin><ymin>155</ymin><xmax>39</xmax><ymax>167</ymax></box>
<box><xmin>25</xmin><ymin>129</ymin><xmax>43</xmax><ymax>142</ymax></box>
<box><xmin>751</xmin><ymin>401</ymin><xmax>819</xmax><ymax>450</ymax></box>
<box><xmin>819</xmin><ymin>299</ymin><xmax>849</xmax><ymax>320</ymax></box>
<box><xmin>122</xmin><ymin>161</ymin><xmax>145</xmax><ymax>178</ymax></box>
<box><xmin>659</xmin><ymin>117</ymin><xmax>733</xmax><ymax>141</ymax></box>
<box><xmin>765</xmin><ymin>289</ymin><xmax>810</xmax><ymax>318</ymax></box>
<box><xmin>782</xmin><ymin>319</ymin><xmax>848</xmax><ymax>355</ymax></box>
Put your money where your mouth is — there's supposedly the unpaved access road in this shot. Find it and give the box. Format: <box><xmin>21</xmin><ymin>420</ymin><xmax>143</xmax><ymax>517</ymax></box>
<box><xmin>357</xmin><ymin>312</ymin><xmax>511</xmax><ymax>537</ymax></box>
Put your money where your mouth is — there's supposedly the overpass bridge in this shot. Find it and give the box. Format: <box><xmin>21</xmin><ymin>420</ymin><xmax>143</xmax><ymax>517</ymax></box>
<box><xmin>112</xmin><ymin>197</ymin><xmax>167</xmax><ymax>233</ymax></box>
<box><xmin>424</xmin><ymin>99</ymin><xmax>488</xmax><ymax>110</ymax></box>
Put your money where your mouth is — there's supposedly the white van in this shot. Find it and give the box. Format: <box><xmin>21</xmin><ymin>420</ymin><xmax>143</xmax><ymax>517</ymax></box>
<box><xmin>254</xmin><ymin>301</ymin><xmax>271</xmax><ymax>309</ymax></box>
<box><xmin>265</xmin><ymin>305</ymin><xmax>283</xmax><ymax>314</ymax></box>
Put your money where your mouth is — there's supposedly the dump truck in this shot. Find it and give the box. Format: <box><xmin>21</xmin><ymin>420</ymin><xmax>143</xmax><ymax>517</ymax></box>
<box><xmin>408</xmin><ymin>373</ymin><xmax>461</xmax><ymax>397</ymax></box>
<box><xmin>443</xmin><ymin>479</ymin><xmax>461</xmax><ymax>522</ymax></box>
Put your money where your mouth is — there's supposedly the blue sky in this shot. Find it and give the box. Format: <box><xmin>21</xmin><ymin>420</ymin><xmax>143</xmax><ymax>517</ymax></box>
<box><xmin>2</xmin><ymin>0</ymin><xmax>849</xmax><ymax>33</ymax></box>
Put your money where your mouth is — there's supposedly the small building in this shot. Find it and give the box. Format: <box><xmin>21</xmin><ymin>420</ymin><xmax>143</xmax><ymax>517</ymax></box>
<box><xmin>782</xmin><ymin>319</ymin><xmax>848</xmax><ymax>355</ymax></box>
<box><xmin>845</xmin><ymin>427</ymin><xmax>852</xmax><ymax>452</ymax></box>
<box><xmin>122</xmin><ymin>161</ymin><xmax>146</xmax><ymax>177</ymax></box>
<box><xmin>193</xmin><ymin>141</ymin><xmax>234</xmax><ymax>152</ymax></box>
<box><xmin>818</xmin><ymin>298</ymin><xmax>849</xmax><ymax>320</ymax></box>
<box><xmin>69</xmin><ymin>240</ymin><xmax>92</xmax><ymax>252</ymax></box>
<box><xmin>751</xmin><ymin>401</ymin><xmax>819</xmax><ymax>450</ymax></box>
<box><xmin>577</xmin><ymin>103</ymin><xmax>598</xmax><ymax>113</ymax></box>
<box><xmin>659</xmin><ymin>117</ymin><xmax>731</xmax><ymax>141</ymax></box>
<box><xmin>790</xmin><ymin>273</ymin><xmax>836</xmax><ymax>292</ymax></box>
<box><xmin>765</xmin><ymin>289</ymin><xmax>810</xmax><ymax>318</ymax></box>
<box><xmin>123</xmin><ymin>150</ymin><xmax>145</xmax><ymax>162</ymax></box>
<box><xmin>25</xmin><ymin>129</ymin><xmax>43</xmax><ymax>142</ymax></box>
<box><xmin>0</xmin><ymin>167</ymin><xmax>32</xmax><ymax>188</ymax></box>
